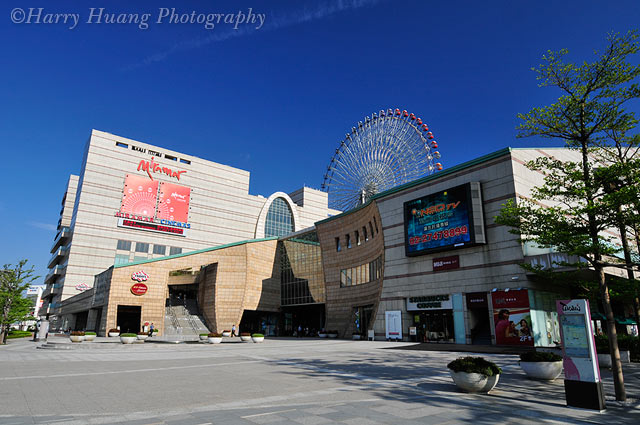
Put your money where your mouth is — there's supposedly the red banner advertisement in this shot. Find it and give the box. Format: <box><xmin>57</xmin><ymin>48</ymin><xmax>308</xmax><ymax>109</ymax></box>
<box><xmin>492</xmin><ymin>289</ymin><xmax>533</xmax><ymax>346</ymax></box>
<box><xmin>120</xmin><ymin>175</ymin><xmax>159</xmax><ymax>217</ymax></box>
<box><xmin>157</xmin><ymin>182</ymin><xmax>191</xmax><ymax>223</ymax></box>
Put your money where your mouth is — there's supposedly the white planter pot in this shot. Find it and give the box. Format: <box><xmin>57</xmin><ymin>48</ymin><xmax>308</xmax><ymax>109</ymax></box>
<box><xmin>222</xmin><ymin>331</ymin><xmax>231</xmax><ymax>337</ymax></box>
<box><xmin>137</xmin><ymin>334</ymin><xmax>149</xmax><ymax>341</ymax></box>
<box><xmin>620</xmin><ymin>350</ymin><xmax>631</xmax><ymax>363</ymax></box>
<box><xmin>240</xmin><ymin>335</ymin><xmax>252</xmax><ymax>342</ymax></box>
<box><xmin>352</xmin><ymin>335</ymin><xmax>361</xmax><ymax>340</ymax></box>
<box><xmin>252</xmin><ymin>336</ymin><xmax>265</xmax><ymax>343</ymax></box>
<box><xmin>84</xmin><ymin>334</ymin><xmax>96</xmax><ymax>342</ymax></box>
<box><xmin>318</xmin><ymin>333</ymin><xmax>327</xmax><ymax>338</ymax></box>
<box><xmin>108</xmin><ymin>332</ymin><xmax>120</xmax><ymax>337</ymax></box>
<box><xmin>199</xmin><ymin>335</ymin><xmax>209</xmax><ymax>341</ymax></box>
<box><xmin>449</xmin><ymin>371</ymin><xmax>500</xmax><ymax>393</ymax></box>
<box><xmin>328</xmin><ymin>333</ymin><xmax>338</xmax><ymax>339</ymax></box>
<box><xmin>120</xmin><ymin>336</ymin><xmax>137</xmax><ymax>344</ymax></box>
<box><xmin>519</xmin><ymin>361</ymin><xmax>563</xmax><ymax>381</ymax></box>
<box><xmin>208</xmin><ymin>337</ymin><xmax>222</xmax><ymax>344</ymax></box>
<box><xmin>69</xmin><ymin>335</ymin><xmax>83</xmax><ymax>343</ymax></box>
<box><xmin>598</xmin><ymin>353</ymin><xmax>612</xmax><ymax>369</ymax></box>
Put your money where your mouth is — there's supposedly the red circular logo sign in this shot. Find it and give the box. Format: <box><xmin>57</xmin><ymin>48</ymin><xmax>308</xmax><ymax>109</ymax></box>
<box><xmin>130</xmin><ymin>283</ymin><xmax>148</xmax><ymax>296</ymax></box>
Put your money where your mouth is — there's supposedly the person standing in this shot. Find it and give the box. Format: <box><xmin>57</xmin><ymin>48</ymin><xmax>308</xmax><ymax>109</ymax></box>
<box><xmin>148</xmin><ymin>323</ymin><xmax>154</xmax><ymax>337</ymax></box>
<box><xmin>231</xmin><ymin>324</ymin><xmax>237</xmax><ymax>337</ymax></box>
<box><xmin>297</xmin><ymin>325</ymin><xmax>302</xmax><ymax>338</ymax></box>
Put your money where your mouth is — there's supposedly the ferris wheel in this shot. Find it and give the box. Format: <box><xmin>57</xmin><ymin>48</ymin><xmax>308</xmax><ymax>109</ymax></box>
<box><xmin>321</xmin><ymin>108</ymin><xmax>442</xmax><ymax>211</ymax></box>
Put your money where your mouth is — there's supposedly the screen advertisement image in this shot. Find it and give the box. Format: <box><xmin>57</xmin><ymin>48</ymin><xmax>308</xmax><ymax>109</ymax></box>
<box><xmin>491</xmin><ymin>289</ymin><xmax>534</xmax><ymax>347</ymax></box>
<box><xmin>404</xmin><ymin>183</ymin><xmax>475</xmax><ymax>256</ymax></box>
<box><xmin>157</xmin><ymin>182</ymin><xmax>191</xmax><ymax>223</ymax></box>
<box><xmin>120</xmin><ymin>174</ymin><xmax>159</xmax><ymax>217</ymax></box>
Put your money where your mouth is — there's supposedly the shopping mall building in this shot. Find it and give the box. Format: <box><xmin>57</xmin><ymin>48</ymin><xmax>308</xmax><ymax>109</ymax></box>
<box><xmin>42</xmin><ymin>131</ymin><xmax>632</xmax><ymax>347</ymax></box>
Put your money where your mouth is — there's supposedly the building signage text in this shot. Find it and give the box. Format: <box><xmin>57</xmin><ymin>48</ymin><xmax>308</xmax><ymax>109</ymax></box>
<box><xmin>131</xmin><ymin>270</ymin><xmax>149</xmax><ymax>282</ymax></box>
<box><xmin>433</xmin><ymin>255</ymin><xmax>460</xmax><ymax>272</ymax></box>
<box><xmin>75</xmin><ymin>283</ymin><xmax>90</xmax><ymax>291</ymax></box>
<box><xmin>407</xmin><ymin>294</ymin><xmax>452</xmax><ymax>310</ymax></box>
<box><xmin>138</xmin><ymin>157</ymin><xmax>186</xmax><ymax>181</ymax></box>
<box><xmin>130</xmin><ymin>283</ymin><xmax>148</xmax><ymax>296</ymax></box>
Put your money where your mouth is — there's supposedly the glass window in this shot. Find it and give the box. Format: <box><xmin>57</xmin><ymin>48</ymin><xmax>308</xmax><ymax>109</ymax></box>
<box><xmin>355</xmin><ymin>230</ymin><xmax>361</xmax><ymax>246</ymax></box>
<box><xmin>369</xmin><ymin>222</ymin><xmax>375</xmax><ymax>238</ymax></box>
<box><xmin>133</xmin><ymin>256</ymin><xmax>147</xmax><ymax>262</ymax></box>
<box><xmin>170</xmin><ymin>247</ymin><xmax>182</xmax><ymax>256</ymax></box>
<box><xmin>346</xmin><ymin>234</ymin><xmax>351</xmax><ymax>249</ymax></box>
<box><xmin>135</xmin><ymin>242</ymin><xmax>149</xmax><ymax>253</ymax></box>
<box><xmin>363</xmin><ymin>226</ymin><xmax>368</xmax><ymax>242</ymax></box>
<box><xmin>336</xmin><ymin>237</ymin><xmax>341</xmax><ymax>252</ymax></box>
<box><xmin>116</xmin><ymin>240</ymin><xmax>131</xmax><ymax>251</ymax></box>
<box><xmin>340</xmin><ymin>269</ymin><xmax>347</xmax><ymax>286</ymax></box>
<box><xmin>153</xmin><ymin>245</ymin><xmax>166</xmax><ymax>255</ymax></box>
<box><xmin>265</xmin><ymin>197</ymin><xmax>294</xmax><ymax>237</ymax></box>
<box><xmin>114</xmin><ymin>254</ymin><xmax>129</xmax><ymax>266</ymax></box>
<box><xmin>373</xmin><ymin>216</ymin><xmax>379</xmax><ymax>233</ymax></box>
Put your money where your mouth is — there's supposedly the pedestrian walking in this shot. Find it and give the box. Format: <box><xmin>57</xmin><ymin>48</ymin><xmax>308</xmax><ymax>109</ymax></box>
<box><xmin>148</xmin><ymin>323</ymin><xmax>154</xmax><ymax>337</ymax></box>
<box><xmin>297</xmin><ymin>325</ymin><xmax>302</xmax><ymax>338</ymax></box>
<box><xmin>232</xmin><ymin>324</ymin><xmax>237</xmax><ymax>337</ymax></box>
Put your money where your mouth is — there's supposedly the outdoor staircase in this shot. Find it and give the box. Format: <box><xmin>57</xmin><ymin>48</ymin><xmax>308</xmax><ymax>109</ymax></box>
<box><xmin>163</xmin><ymin>298</ymin><xmax>209</xmax><ymax>340</ymax></box>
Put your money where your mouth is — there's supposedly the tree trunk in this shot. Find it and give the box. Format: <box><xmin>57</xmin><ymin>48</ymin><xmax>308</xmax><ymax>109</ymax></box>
<box><xmin>599</xmin><ymin>267</ymin><xmax>626</xmax><ymax>401</ymax></box>
<box><xmin>579</xmin><ymin>142</ymin><xmax>626</xmax><ymax>401</ymax></box>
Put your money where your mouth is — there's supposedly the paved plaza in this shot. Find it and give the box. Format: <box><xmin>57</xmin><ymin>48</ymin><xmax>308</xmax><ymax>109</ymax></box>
<box><xmin>1</xmin><ymin>337</ymin><xmax>639</xmax><ymax>425</ymax></box>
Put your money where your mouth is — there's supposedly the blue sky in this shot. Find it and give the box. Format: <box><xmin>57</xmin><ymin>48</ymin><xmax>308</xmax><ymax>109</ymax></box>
<box><xmin>1</xmin><ymin>0</ymin><xmax>639</xmax><ymax>282</ymax></box>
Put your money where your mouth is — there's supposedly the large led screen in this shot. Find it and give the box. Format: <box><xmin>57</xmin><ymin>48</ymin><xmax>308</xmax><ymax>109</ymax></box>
<box><xmin>404</xmin><ymin>183</ymin><xmax>475</xmax><ymax>256</ymax></box>
<box><xmin>120</xmin><ymin>175</ymin><xmax>159</xmax><ymax>217</ymax></box>
<box><xmin>157</xmin><ymin>182</ymin><xmax>191</xmax><ymax>223</ymax></box>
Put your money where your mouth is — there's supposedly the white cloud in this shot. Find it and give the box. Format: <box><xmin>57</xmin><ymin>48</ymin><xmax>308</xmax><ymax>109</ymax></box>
<box><xmin>27</xmin><ymin>221</ymin><xmax>57</xmax><ymax>232</ymax></box>
<box><xmin>125</xmin><ymin>0</ymin><xmax>382</xmax><ymax>70</ymax></box>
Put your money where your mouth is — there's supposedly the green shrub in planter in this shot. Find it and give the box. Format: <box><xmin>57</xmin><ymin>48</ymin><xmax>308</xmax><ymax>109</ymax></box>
<box><xmin>251</xmin><ymin>333</ymin><xmax>264</xmax><ymax>338</ymax></box>
<box><xmin>519</xmin><ymin>351</ymin><xmax>563</xmax><ymax>362</ymax></box>
<box><xmin>595</xmin><ymin>335</ymin><xmax>610</xmax><ymax>354</ymax></box>
<box><xmin>447</xmin><ymin>357</ymin><xmax>502</xmax><ymax>377</ymax></box>
<box><xmin>208</xmin><ymin>332</ymin><xmax>222</xmax><ymax>337</ymax></box>
<box><xmin>199</xmin><ymin>333</ymin><xmax>209</xmax><ymax>337</ymax></box>
<box><xmin>108</xmin><ymin>328</ymin><xmax>119</xmax><ymax>334</ymax></box>
<box><xmin>70</xmin><ymin>331</ymin><xmax>85</xmax><ymax>336</ymax></box>
<box><xmin>84</xmin><ymin>331</ymin><xmax>96</xmax><ymax>336</ymax></box>
<box><xmin>7</xmin><ymin>330</ymin><xmax>32</xmax><ymax>339</ymax></box>
<box><xmin>120</xmin><ymin>333</ymin><xmax>137</xmax><ymax>337</ymax></box>
<box><xmin>153</xmin><ymin>329</ymin><xmax>159</xmax><ymax>333</ymax></box>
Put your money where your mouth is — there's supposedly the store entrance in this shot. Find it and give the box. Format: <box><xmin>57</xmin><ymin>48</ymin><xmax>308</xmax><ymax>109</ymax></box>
<box><xmin>280</xmin><ymin>304</ymin><xmax>325</xmax><ymax>336</ymax></box>
<box><xmin>240</xmin><ymin>310</ymin><xmax>281</xmax><ymax>336</ymax></box>
<box><xmin>116</xmin><ymin>305</ymin><xmax>141</xmax><ymax>333</ymax></box>
<box><xmin>413</xmin><ymin>310</ymin><xmax>454</xmax><ymax>343</ymax></box>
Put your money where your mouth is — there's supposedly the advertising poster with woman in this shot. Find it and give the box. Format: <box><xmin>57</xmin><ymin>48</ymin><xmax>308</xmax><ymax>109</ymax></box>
<box><xmin>492</xmin><ymin>289</ymin><xmax>534</xmax><ymax>346</ymax></box>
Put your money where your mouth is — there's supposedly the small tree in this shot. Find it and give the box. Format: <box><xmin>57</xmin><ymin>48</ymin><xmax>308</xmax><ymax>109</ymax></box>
<box><xmin>497</xmin><ymin>31</ymin><xmax>640</xmax><ymax>401</ymax></box>
<box><xmin>0</xmin><ymin>260</ymin><xmax>38</xmax><ymax>344</ymax></box>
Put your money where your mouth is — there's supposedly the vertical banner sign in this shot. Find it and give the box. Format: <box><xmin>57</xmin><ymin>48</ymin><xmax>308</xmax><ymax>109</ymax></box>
<box><xmin>556</xmin><ymin>299</ymin><xmax>605</xmax><ymax>411</ymax></box>
<box><xmin>157</xmin><ymin>182</ymin><xmax>191</xmax><ymax>223</ymax></box>
<box><xmin>385</xmin><ymin>310</ymin><xmax>402</xmax><ymax>340</ymax></box>
<box><xmin>120</xmin><ymin>175</ymin><xmax>159</xmax><ymax>216</ymax></box>
<box><xmin>491</xmin><ymin>289</ymin><xmax>534</xmax><ymax>346</ymax></box>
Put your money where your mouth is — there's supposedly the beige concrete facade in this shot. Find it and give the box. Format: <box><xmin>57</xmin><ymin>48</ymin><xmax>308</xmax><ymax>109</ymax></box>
<box><xmin>75</xmin><ymin>239</ymin><xmax>278</xmax><ymax>335</ymax></box>
<box><xmin>43</xmin><ymin>130</ymin><xmax>333</xmax><ymax>329</ymax></box>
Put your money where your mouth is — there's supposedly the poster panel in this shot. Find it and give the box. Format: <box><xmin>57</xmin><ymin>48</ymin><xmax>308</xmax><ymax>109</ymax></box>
<box><xmin>492</xmin><ymin>289</ymin><xmax>534</xmax><ymax>346</ymax></box>
<box><xmin>385</xmin><ymin>310</ymin><xmax>402</xmax><ymax>340</ymax></box>
<box><xmin>157</xmin><ymin>182</ymin><xmax>191</xmax><ymax>222</ymax></box>
<box><xmin>404</xmin><ymin>183</ymin><xmax>474</xmax><ymax>256</ymax></box>
<box><xmin>120</xmin><ymin>174</ymin><xmax>159</xmax><ymax>217</ymax></box>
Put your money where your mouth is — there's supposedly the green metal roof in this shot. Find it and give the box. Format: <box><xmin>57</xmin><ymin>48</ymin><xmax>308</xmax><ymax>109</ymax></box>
<box><xmin>113</xmin><ymin>237</ymin><xmax>278</xmax><ymax>269</ymax></box>
<box><xmin>316</xmin><ymin>147</ymin><xmax>513</xmax><ymax>225</ymax></box>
